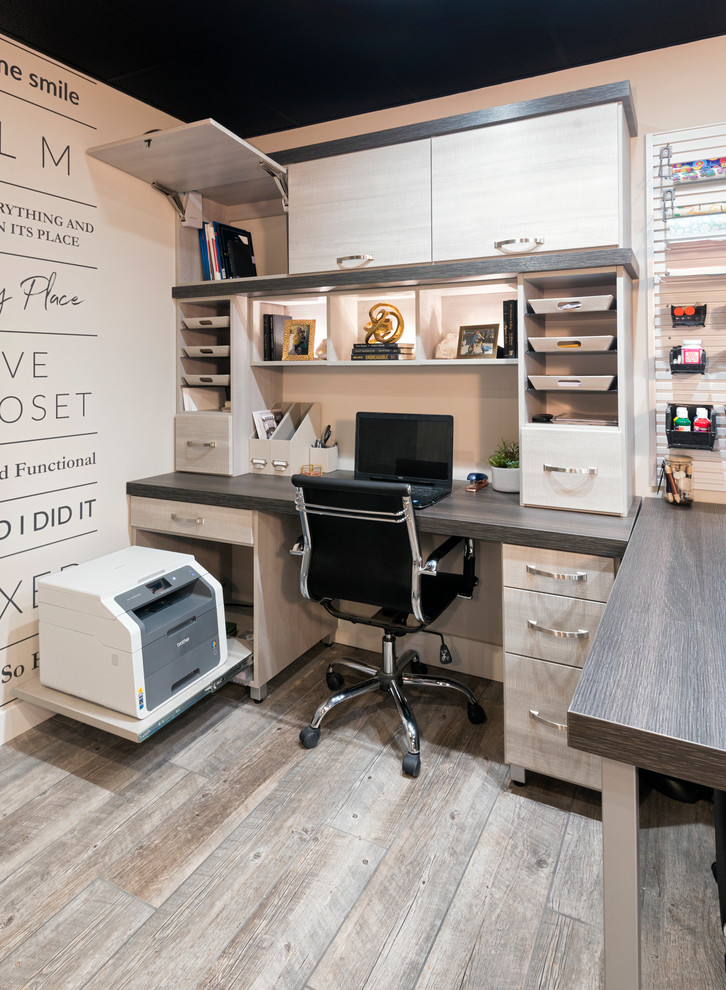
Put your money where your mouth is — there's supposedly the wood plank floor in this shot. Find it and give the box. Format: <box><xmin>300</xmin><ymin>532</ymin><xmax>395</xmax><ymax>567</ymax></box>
<box><xmin>1</xmin><ymin>641</ymin><xmax>724</xmax><ymax>989</ymax></box>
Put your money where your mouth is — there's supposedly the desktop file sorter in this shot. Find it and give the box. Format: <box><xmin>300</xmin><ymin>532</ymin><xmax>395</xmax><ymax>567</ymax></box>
<box><xmin>249</xmin><ymin>402</ymin><xmax>321</xmax><ymax>476</ymax></box>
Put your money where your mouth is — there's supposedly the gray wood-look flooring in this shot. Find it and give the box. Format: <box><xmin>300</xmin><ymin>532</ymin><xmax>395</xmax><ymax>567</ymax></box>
<box><xmin>0</xmin><ymin>641</ymin><xmax>723</xmax><ymax>989</ymax></box>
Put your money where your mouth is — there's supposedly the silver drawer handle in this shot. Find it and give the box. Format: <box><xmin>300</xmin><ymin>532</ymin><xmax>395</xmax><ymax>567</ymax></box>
<box><xmin>543</xmin><ymin>463</ymin><xmax>598</xmax><ymax>476</ymax></box>
<box><xmin>526</xmin><ymin>563</ymin><xmax>587</xmax><ymax>582</ymax></box>
<box><xmin>171</xmin><ymin>513</ymin><xmax>204</xmax><ymax>525</ymax></box>
<box><xmin>336</xmin><ymin>254</ymin><xmax>374</xmax><ymax>268</ymax></box>
<box><xmin>272</xmin><ymin>459</ymin><xmax>289</xmax><ymax>471</ymax></box>
<box><xmin>186</xmin><ymin>440</ymin><xmax>217</xmax><ymax>449</ymax></box>
<box><xmin>529</xmin><ymin>709</ymin><xmax>567</xmax><ymax>732</ymax></box>
<box><xmin>494</xmin><ymin>237</ymin><xmax>544</xmax><ymax>253</ymax></box>
<box><xmin>527</xmin><ymin>619</ymin><xmax>589</xmax><ymax>640</ymax></box>
<box><xmin>251</xmin><ymin>457</ymin><xmax>267</xmax><ymax>467</ymax></box>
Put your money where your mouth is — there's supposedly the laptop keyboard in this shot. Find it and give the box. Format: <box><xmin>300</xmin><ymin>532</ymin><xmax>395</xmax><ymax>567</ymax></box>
<box><xmin>409</xmin><ymin>485</ymin><xmax>449</xmax><ymax>508</ymax></box>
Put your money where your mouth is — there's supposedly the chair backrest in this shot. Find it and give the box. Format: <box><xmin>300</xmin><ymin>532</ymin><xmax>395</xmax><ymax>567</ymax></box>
<box><xmin>291</xmin><ymin>474</ymin><xmax>422</xmax><ymax>617</ymax></box>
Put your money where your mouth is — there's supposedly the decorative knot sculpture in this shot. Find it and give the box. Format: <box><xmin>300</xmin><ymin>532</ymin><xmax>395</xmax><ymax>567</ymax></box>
<box><xmin>363</xmin><ymin>303</ymin><xmax>404</xmax><ymax>344</ymax></box>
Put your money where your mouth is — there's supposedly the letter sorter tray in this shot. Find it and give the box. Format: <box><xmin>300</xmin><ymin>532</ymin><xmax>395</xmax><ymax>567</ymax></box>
<box><xmin>527</xmin><ymin>335</ymin><xmax>615</xmax><ymax>352</ymax></box>
<box><xmin>183</xmin><ymin>345</ymin><xmax>230</xmax><ymax>357</ymax></box>
<box><xmin>528</xmin><ymin>375</ymin><xmax>615</xmax><ymax>391</ymax></box>
<box><xmin>182</xmin><ymin>375</ymin><xmax>231</xmax><ymax>386</ymax></box>
<box><xmin>182</xmin><ymin>316</ymin><xmax>230</xmax><ymax>329</ymax></box>
<box><xmin>528</xmin><ymin>295</ymin><xmax>615</xmax><ymax>314</ymax></box>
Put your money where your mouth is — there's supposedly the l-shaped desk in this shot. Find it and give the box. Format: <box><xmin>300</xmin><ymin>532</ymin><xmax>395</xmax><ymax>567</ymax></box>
<box><xmin>124</xmin><ymin>471</ymin><xmax>726</xmax><ymax>990</ymax></box>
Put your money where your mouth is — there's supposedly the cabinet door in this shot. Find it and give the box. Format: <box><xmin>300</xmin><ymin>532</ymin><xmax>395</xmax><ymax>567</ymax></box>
<box><xmin>287</xmin><ymin>140</ymin><xmax>432</xmax><ymax>274</ymax></box>
<box><xmin>432</xmin><ymin>104</ymin><xmax>624</xmax><ymax>262</ymax></box>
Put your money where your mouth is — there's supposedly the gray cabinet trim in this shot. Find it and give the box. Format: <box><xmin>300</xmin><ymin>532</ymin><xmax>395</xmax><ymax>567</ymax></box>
<box><xmin>273</xmin><ymin>81</ymin><xmax>637</xmax><ymax>165</ymax></box>
<box><xmin>172</xmin><ymin>247</ymin><xmax>639</xmax><ymax>301</ymax></box>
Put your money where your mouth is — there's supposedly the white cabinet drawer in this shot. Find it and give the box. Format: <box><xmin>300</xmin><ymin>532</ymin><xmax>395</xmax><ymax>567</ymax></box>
<box><xmin>129</xmin><ymin>496</ymin><xmax>254</xmax><ymax>546</ymax></box>
<box><xmin>175</xmin><ymin>413</ymin><xmax>233</xmax><ymax>476</ymax></box>
<box><xmin>504</xmin><ymin>652</ymin><xmax>601</xmax><ymax>790</ymax></box>
<box><xmin>503</xmin><ymin>587</ymin><xmax>605</xmax><ymax>668</ymax></box>
<box><xmin>520</xmin><ymin>425</ymin><xmax>626</xmax><ymax>515</ymax></box>
<box><xmin>502</xmin><ymin>544</ymin><xmax>615</xmax><ymax>601</ymax></box>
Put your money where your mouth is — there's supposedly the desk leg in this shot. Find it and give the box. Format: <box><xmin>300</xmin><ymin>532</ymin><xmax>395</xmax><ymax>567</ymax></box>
<box><xmin>601</xmin><ymin>757</ymin><xmax>640</xmax><ymax>990</ymax></box>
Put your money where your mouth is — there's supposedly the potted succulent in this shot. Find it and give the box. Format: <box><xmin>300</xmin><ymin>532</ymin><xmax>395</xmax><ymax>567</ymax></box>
<box><xmin>488</xmin><ymin>438</ymin><xmax>520</xmax><ymax>492</ymax></box>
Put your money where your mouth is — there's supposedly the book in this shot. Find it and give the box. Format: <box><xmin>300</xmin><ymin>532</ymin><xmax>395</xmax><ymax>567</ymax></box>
<box><xmin>351</xmin><ymin>352</ymin><xmax>400</xmax><ymax>360</ymax></box>
<box><xmin>502</xmin><ymin>299</ymin><xmax>518</xmax><ymax>358</ymax></box>
<box><xmin>262</xmin><ymin>314</ymin><xmax>288</xmax><ymax>360</ymax></box>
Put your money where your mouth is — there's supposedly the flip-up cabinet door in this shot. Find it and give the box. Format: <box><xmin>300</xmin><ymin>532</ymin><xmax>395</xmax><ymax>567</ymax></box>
<box><xmin>287</xmin><ymin>140</ymin><xmax>432</xmax><ymax>275</ymax></box>
<box><xmin>432</xmin><ymin>103</ymin><xmax>629</xmax><ymax>262</ymax></box>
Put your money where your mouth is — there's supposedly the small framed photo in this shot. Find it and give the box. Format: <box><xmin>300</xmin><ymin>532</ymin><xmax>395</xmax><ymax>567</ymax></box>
<box><xmin>283</xmin><ymin>319</ymin><xmax>316</xmax><ymax>361</ymax></box>
<box><xmin>457</xmin><ymin>323</ymin><xmax>499</xmax><ymax>359</ymax></box>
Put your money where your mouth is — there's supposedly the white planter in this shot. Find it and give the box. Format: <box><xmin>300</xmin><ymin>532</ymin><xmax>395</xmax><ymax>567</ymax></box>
<box><xmin>491</xmin><ymin>466</ymin><xmax>520</xmax><ymax>492</ymax></box>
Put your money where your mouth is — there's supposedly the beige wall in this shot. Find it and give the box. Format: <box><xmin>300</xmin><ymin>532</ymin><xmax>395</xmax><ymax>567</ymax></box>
<box><xmin>247</xmin><ymin>35</ymin><xmax>726</xmax><ymax>496</ymax></box>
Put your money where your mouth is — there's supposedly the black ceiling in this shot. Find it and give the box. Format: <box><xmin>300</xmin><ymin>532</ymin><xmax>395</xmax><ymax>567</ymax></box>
<box><xmin>5</xmin><ymin>1</ymin><xmax>726</xmax><ymax>140</ymax></box>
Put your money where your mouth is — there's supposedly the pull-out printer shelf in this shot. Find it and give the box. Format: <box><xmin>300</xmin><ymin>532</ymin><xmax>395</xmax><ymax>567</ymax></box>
<box><xmin>13</xmin><ymin>648</ymin><xmax>251</xmax><ymax>743</ymax></box>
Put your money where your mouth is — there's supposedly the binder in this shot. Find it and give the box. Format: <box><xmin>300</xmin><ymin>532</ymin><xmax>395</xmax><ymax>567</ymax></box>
<box><xmin>213</xmin><ymin>222</ymin><xmax>256</xmax><ymax>278</ymax></box>
<box><xmin>249</xmin><ymin>402</ymin><xmax>321</xmax><ymax>476</ymax></box>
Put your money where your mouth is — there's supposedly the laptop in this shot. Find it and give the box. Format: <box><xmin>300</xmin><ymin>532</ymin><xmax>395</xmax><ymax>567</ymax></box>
<box><xmin>354</xmin><ymin>411</ymin><xmax>454</xmax><ymax>508</ymax></box>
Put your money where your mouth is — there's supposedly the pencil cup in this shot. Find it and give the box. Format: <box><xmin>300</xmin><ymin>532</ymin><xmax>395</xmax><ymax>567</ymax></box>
<box><xmin>660</xmin><ymin>454</ymin><xmax>693</xmax><ymax>506</ymax></box>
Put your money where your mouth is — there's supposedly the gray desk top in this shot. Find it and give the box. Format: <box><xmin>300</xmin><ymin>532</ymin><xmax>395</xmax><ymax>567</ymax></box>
<box><xmin>126</xmin><ymin>472</ymin><xmax>639</xmax><ymax>558</ymax></box>
<box><xmin>569</xmin><ymin>497</ymin><xmax>726</xmax><ymax>790</ymax></box>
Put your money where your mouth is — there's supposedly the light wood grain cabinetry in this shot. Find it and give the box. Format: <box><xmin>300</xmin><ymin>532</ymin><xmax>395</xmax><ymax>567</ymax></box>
<box><xmin>503</xmin><ymin>543</ymin><xmax>616</xmax><ymax>789</ymax></box>
<box><xmin>287</xmin><ymin>141</ymin><xmax>432</xmax><ymax>274</ymax></box>
<box><xmin>432</xmin><ymin>103</ymin><xmax>629</xmax><ymax>263</ymax></box>
<box><xmin>129</xmin><ymin>495</ymin><xmax>334</xmax><ymax>698</ymax></box>
<box><xmin>175</xmin><ymin>295</ymin><xmax>279</xmax><ymax>476</ymax></box>
<box><xmin>518</xmin><ymin>267</ymin><xmax>633</xmax><ymax>515</ymax></box>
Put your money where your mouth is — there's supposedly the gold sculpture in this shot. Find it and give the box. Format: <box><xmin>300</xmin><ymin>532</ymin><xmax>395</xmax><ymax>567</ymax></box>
<box><xmin>363</xmin><ymin>303</ymin><xmax>404</xmax><ymax>344</ymax></box>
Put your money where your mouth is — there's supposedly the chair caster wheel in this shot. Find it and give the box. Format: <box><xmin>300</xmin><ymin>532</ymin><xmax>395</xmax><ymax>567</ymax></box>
<box><xmin>402</xmin><ymin>753</ymin><xmax>421</xmax><ymax>777</ymax></box>
<box><xmin>326</xmin><ymin>670</ymin><xmax>344</xmax><ymax>690</ymax></box>
<box><xmin>300</xmin><ymin>725</ymin><xmax>321</xmax><ymax>749</ymax></box>
<box><xmin>468</xmin><ymin>702</ymin><xmax>487</xmax><ymax>724</ymax></box>
<box><xmin>410</xmin><ymin>659</ymin><xmax>428</xmax><ymax>675</ymax></box>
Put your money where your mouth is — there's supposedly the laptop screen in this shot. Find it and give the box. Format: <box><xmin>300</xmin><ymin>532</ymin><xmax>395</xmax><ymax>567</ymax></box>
<box><xmin>354</xmin><ymin>412</ymin><xmax>453</xmax><ymax>486</ymax></box>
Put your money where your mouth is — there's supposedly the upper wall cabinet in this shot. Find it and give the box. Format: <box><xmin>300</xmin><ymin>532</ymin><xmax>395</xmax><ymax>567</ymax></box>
<box><xmin>431</xmin><ymin>104</ymin><xmax>630</xmax><ymax>263</ymax></box>
<box><xmin>286</xmin><ymin>140</ymin><xmax>432</xmax><ymax>275</ymax></box>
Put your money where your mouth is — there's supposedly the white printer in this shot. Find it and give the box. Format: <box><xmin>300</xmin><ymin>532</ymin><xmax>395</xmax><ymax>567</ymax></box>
<box><xmin>38</xmin><ymin>545</ymin><xmax>227</xmax><ymax>718</ymax></box>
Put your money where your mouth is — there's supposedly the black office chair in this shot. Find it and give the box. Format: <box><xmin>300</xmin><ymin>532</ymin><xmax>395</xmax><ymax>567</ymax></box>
<box><xmin>290</xmin><ymin>474</ymin><xmax>486</xmax><ymax>777</ymax></box>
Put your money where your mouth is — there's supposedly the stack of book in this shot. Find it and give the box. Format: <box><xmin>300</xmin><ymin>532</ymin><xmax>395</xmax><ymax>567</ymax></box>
<box><xmin>199</xmin><ymin>221</ymin><xmax>257</xmax><ymax>280</ymax></box>
<box><xmin>350</xmin><ymin>342</ymin><xmax>415</xmax><ymax>361</ymax></box>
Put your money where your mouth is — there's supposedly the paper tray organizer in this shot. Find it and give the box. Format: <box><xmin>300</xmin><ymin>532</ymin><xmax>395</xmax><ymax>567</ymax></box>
<box><xmin>249</xmin><ymin>402</ymin><xmax>321</xmax><ymax>476</ymax></box>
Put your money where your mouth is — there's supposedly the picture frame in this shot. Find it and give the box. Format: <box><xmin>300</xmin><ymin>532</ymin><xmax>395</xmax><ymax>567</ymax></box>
<box><xmin>457</xmin><ymin>323</ymin><xmax>499</xmax><ymax>359</ymax></box>
<box><xmin>283</xmin><ymin>319</ymin><xmax>316</xmax><ymax>361</ymax></box>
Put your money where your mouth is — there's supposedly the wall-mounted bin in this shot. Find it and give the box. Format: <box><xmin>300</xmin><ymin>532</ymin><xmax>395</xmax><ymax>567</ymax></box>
<box><xmin>665</xmin><ymin>403</ymin><xmax>717</xmax><ymax>449</ymax></box>
<box><xmin>669</xmin><ymin>346</ymin><xmax>707</xmax><ymax>374</ymax></box>
<box><xmin>670</xmin><ymin>304</ymin><xmax>706</xmax><ymax>328</ymax></box>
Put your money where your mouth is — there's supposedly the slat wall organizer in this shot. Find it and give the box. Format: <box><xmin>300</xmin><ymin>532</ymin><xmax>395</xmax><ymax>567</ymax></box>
<box><xmin>647</xmin><ymin>124</ymin><xmax>726</xmax><ymax>499</ymax></box>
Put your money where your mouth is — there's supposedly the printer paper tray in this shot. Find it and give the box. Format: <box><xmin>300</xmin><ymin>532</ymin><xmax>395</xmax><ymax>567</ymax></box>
<box><xmin>13</xmin><ymin>647</ymin><xmax>252</xmax><ymax>743</ymax></box>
